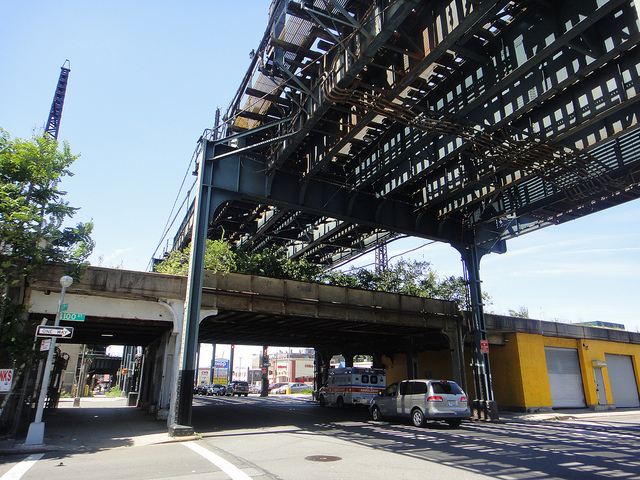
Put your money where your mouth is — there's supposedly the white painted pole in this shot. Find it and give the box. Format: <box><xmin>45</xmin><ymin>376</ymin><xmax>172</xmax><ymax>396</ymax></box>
<box><xmin>25</xmin><ymin>276</ymin><xmax>73</xmax><ymax>445</ymax></box>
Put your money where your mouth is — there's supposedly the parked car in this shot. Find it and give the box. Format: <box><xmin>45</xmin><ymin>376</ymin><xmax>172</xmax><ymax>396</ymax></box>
<box><xmin>370</xmin><ymin>379</ymin><xmax>470</xmax><ymax>428</ymax></box>
<box><xmin>250</xmin><ymin>384</ymin><xmax>262</xmax><ymax>394</ymax></box>
<box><xmin>274</xmin><ymin>382</ymin><xmax>311</xmax><ymax>394</ymax></box>
<box><xmin>226</xmin><ymin>381</ymin><xmax>249</xmax><ymax>397</ymax></box>
<box><xmin>193</xmin><ymin>385</ymin><xmax>206</xmax><ymax>395</ymax></box>
<box><xmin>207</xmin><ymin>384</ymin><xmax>225</xmax><ymax>396</ymax></box>
<box><xmin>268</xmin><ymin>382</ymin><xmax>287</xmax><ymax>391</ymax></box>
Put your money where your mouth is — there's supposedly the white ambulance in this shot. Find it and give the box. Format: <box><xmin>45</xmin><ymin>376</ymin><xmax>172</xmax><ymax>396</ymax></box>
<box><xmin>318</xmin><ymin>367</ymin><xmax>386</xmax><ymax>407</ymax></box>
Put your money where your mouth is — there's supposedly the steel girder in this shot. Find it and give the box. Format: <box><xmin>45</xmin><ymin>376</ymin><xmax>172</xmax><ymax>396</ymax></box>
<box><xmin>173</xmin><ymin>0</ymin><xmax>640</xmax><ymax>264</ymax></box>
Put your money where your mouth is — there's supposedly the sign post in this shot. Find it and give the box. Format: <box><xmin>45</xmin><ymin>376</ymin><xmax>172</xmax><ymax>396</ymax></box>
<box><xmin>36</xmin><ymin>325</ymin><xmax>74</xmax><ymax>338</ymax></box>
<box><xmin>25</xmin><ymin>275</ymin><xmax>73</xmax><ymax>445</ymax></box>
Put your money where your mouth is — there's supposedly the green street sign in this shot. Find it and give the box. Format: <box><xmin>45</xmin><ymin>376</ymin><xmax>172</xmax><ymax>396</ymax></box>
<box><xmin>59</xmin><ymin>303</ymin><xmax>68</xmax><ymax>312</ymax></box>
<box><xmin>60</xmin><ymin>312</ymin><xmax>86</xmax><ymax>322</ymax></box>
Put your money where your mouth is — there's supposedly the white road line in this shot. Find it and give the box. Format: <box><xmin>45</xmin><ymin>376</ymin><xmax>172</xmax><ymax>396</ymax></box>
<box><xmin>184</xmin><ymin>442</ymin><xmax>252</xmax><ymax>480</ymax></box>
<box><xmin>0</xmin><ymin>453</ymin><xmax>44</xmax><ymax>480</ymax></box>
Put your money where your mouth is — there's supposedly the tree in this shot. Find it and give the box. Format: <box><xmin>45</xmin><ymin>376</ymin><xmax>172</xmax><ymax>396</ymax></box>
<box><xmin>155</xmin><ymin>238</ymin><xmax>236</xmax><ymax>275</ymax></box>
<box><xmin>508</xmin><ymin>306</ymin><xmax>530</xmax><ymax>318</ymax></box>
<box><xmin>156</xmin><ymin>241</ymin><xmax>322</xmax><ymax>281</ymax></box>
<box><xmin>321</xmin><ymin>259</ymin><xmax>482</xmax><ymax>310</ymax></box>
<box><xmin>0</xmin><ymin>129</ymin><xmax>94</xmax><ymax>366</ymax></box>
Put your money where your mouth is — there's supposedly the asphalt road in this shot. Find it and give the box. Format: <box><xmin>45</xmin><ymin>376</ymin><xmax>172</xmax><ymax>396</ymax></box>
<box><xmin>1</xmin><ymin>395</ymin><xmax>639</xmax><ymax>480</ymax></box>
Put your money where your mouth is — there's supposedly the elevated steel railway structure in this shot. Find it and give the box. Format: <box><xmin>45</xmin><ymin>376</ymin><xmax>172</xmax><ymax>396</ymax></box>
<box><xmin>171</xmin><ymin>0</ymin><xmax>640</xmax><ymax>428</ymax></box>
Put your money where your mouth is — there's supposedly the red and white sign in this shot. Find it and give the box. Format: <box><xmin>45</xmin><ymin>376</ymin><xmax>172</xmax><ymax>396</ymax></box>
<box><xmin>0</xmin><ymin>369</ymin><xmax>13</xmax><ymax>392</ymax></box>
<box><xmin>480</xmin><ymin>340</ymin><xmax>489</xmax><ymax>354</ymax></box>
<box><xmin>40</xmin><ymin>338</ymin><xmax>52</xmax><ymax>351</ymax></box>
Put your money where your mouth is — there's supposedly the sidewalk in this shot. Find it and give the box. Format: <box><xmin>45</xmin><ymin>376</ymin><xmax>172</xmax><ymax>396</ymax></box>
<box><xmin>0</xmin><ymin>396</ymin><xmax>176</xmax><ymax>456</ymax></box>
<box><xmin>500</xmin><ymin>407</ymin><xmax>640</xmax><ymax>423</ymax></box>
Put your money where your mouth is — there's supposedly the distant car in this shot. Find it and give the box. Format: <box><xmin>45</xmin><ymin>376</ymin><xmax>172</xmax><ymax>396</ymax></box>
<box><xmin>274</xmin><ymin>382</ymin><xmax>311</xmax><ymax>394</ymax></box>
<box><xmin>370</xmin><ymin>379</ymin><xmax>470</xmax><ymax>428</ymax></box>
<box><xmin>226</xmin><ymin>381</ymin><xmax>249</xmax><ymax>397</ymax></box>
<box><xmin>207</xmin><ymin>384</ymin><xmax>225</xmax><ymax>396</ymax></box>
<box><xmin>194</xmin><ymin>385</ymin><xmax>208</xmax><ymax>395</ymax></box>
<box><xmin>268</xmin><ymin>382</ymin><xmax>287</xmax><ymax>391</ymax></box>
<box><xmin>250</xmin><ymin>384</ymin><xmax>262</xmax><ymax>394</ymax></box>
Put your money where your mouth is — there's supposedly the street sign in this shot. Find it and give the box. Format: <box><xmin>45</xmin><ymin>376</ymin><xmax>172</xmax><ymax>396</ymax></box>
<box><xmin>59</xmin><ymin>303</ymin><xmax>68</xmax><ymax>312</ymax></box>
<box><xmin>480</xmin><ymin>340</ymin><xmax>489</xmax><ymax>354</ymax></box>
<box><xmin>40</xmin><ymin>338</ymin><xmax>52</xmax><ymax>351</ymax></box>
<box><xmin>60</xmin><ymin>312</ymin><xmax>85</xmax><ymax>322</ymax></box>
<box><xmin>36</xmin><ymin>325</ymin><xmax>74</xmax><ymax>338</ymax></box>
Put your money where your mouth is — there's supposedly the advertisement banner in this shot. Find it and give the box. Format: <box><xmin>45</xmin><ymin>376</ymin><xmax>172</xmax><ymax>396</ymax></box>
<box><xmin>0</xmin><ymin>369</ymin><xmax>13</xmax><ymax>392</ymax></box>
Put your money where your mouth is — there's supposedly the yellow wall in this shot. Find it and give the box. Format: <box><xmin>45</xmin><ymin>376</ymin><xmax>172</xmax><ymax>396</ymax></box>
<box><xmin>489</xmin><ymin>333</ymin><xmax>640</xmax><ymax>411</ymax></box>
<box><xmin>552</xmin><ymin>338</ymin><xmax>640</xmax><ymax>407</ymax></box>
<box><xmin>382</xmin><ymin>350</ymin><xmax>454</xmax><ymax>386</ymax></box>
<box><xmin>384</xmin><ymin>333</ymin><xmax>640</xmax><ymax>412</ymax></box>
<box><xmin>417</xmin><ymin>350</ymin><xmax>454</xmax><ymax>380</ymax></box>
<box><xmin>382</xmin><ymin>354</ymin><xmax>406</xmax><ymax>385</ymax></box>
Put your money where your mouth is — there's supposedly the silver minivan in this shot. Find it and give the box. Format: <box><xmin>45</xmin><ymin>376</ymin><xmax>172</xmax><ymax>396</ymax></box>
<box><xmin>370</xmin><ymin>379</ymin><xmax>470</xmax><ymax>428</ymax></box>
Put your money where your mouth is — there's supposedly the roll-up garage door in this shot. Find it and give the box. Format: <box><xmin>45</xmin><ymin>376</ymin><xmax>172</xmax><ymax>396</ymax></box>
<box><xmin>604</xmin><ymin>354</ymin><xmax>640</xmax><ymax>408</ymax></box>
<box><xmin>544</xmin><ymin>347</ymin><xmax>586</xmax><ymax>408</ymax></box>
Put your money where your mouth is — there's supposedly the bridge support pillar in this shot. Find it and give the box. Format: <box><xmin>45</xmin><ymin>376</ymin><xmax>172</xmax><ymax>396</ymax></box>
<box><xmin>172</xmin><ymin>138</ymin><xmax>222</xmax><ymax>434</ymax></box>
<box><xmin>443</xmin><ymin>326</ymin><xmax>466</xmax><ymax>390</ymax></box>
<box><xmin>456</xmin><ymin>241</ymin><xmax>500</xmax><ymax>421</ymax></box>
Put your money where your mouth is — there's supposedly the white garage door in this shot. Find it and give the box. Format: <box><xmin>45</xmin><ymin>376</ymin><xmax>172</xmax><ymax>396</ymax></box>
<box><xmin>545</xmin><ymin>347</ymin><xmax>586</xmax><ymax>408</ymax></box>
<box><xmin>605</xmin><ymin>354</ymin><xmax>640</xmax><ymax>408</ymax></box>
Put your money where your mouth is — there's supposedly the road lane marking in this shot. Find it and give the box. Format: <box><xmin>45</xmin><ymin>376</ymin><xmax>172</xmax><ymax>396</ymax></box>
<box><xmin>0</xmin><ymin>453</ymin><xmax>44</xmax><ymax>480</ymax></box>
<box><xmin>184</xmin><ymin>442</ymin><xmax>252</xmax><ymax>480</ymax></box>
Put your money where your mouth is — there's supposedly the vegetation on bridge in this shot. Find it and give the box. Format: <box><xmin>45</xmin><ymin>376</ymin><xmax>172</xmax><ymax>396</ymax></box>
<box><xmin>155</xmin><ymin>240</ymin><xmax>482</xmax><ymax>309</ymax></box>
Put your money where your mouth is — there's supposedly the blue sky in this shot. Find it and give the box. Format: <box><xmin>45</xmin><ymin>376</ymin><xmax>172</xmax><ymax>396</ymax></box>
<box><xmin>2</xmin><ymin>0</ymin><xmax>639</xmax><ymax>343</ymax></box>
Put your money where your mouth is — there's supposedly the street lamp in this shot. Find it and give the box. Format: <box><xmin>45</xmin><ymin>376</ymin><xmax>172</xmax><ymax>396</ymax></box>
<box><xmin>25</xmin><ymin>275</ymin><xmax>73</xmax><ymax>445</ymax></box>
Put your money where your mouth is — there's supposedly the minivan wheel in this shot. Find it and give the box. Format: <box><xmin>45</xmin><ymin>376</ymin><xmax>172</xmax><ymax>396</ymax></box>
<box><xmin>371</xmin><ymin>405</ymin><xmax>382</xmax><ymax>421</ymax></box>
<box><xmin>411</xmin><ymin>408</ymin><xmax>425</xmax><ymax>427</ymax></box>
<box><xmin>446</xmin><ymin>419</ymin><xmax>462</xmax><ymax>428</ymax></box>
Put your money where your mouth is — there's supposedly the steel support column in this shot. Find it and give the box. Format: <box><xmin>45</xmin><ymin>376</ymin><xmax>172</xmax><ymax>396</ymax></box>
<box><xmin>171</xmin><ymin>138</ymin><xmax>215</xmax><ymax>435</ymax></box>
<box><xmin>457</xmin><ymin>242</ymin><xmax>499</xmax><ymax>421</ymax></box>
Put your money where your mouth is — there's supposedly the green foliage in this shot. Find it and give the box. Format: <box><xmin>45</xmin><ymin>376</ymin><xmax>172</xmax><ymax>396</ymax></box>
<box><xmin>508</xmin><ymin>306</ymin><xmax>530</xmax><ymax>318</ymax></box>
<box><xmin>155</xmin><ymin>239</ymin><xmax>235</xmax><ymax>275</ymax></box>
<box><xmin>156</xmin><ymin>241</ymin><xmax>322</xmax><ymax>281</ymax></box>
<box><xmin>0</xmin><ymin>129</ymin><xmax>94</xmax><ymax>366</ymax></box>
<box><xmin>235</xmin><ymin>247</ymin><xmax>321</xmax><ymax>281</ymax></box>
<box><xmin>155</xmin><ymin>236</ymin><xmax>487</xmax><ymax>311</ymax></box>
<box><xmin>321</xmin><ymin>259</ymin><xmax>481</xmax><ymax>310</ymax></box>
<box><xmin>105</xmin><ymin>386</ymin><xmax>123</xmax><ymax>397</ymax></box>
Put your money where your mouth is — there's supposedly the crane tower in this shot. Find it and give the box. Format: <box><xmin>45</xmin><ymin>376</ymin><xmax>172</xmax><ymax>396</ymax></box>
<box><xmin>44</xmin><ymin>60</ymin><xmax>70</xmax><ymax>139</ymax></box>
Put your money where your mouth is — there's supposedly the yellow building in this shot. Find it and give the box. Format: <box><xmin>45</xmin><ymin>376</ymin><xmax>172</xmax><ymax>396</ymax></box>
<box><xmin>471</xmin><ymin>315</ymin><xmax>640</xmax><ymax>412</ymax></box>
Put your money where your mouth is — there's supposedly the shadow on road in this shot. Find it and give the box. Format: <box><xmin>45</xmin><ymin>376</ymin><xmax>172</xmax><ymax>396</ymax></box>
<box><xmin>191</xmin><ymin>395</ymin><xmax>640</xmax><ymax>479</ymax></box>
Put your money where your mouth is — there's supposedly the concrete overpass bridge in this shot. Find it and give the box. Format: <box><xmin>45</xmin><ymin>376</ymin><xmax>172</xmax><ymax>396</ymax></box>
<box><xmin>26</xmin><ymin>264</ymin><xmax>463</xmax><ymax>425</ymax></box>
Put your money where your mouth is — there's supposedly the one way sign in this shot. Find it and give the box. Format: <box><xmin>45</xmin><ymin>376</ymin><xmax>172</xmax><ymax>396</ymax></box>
<box><xmin>36</xmin><ymin>326</ymin><xmax>74</xmax><ymax>338</ymax></box>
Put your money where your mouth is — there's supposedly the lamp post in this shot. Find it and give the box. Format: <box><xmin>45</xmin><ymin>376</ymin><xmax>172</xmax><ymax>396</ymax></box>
<box><xmin>25</xmin><ymin>275</ymin><xmax>73</xmax><ymax>445</ymax></box>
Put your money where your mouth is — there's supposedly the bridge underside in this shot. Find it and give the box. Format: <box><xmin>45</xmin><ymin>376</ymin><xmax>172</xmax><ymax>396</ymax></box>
<box><xmin>198</xmin><ymin>311</ymin><xmax>451</xmax><ymax>352</ymax></box>
<box><xmin>173</xmin><ymin>0</ymin><xmax>640</xmax><ymax>264</ymax></box>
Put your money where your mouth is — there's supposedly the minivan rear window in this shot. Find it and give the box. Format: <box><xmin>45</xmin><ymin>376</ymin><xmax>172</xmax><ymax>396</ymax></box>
<box><xmin>431</xmin><ymin>381</ymin><xmax>463</xmax><ymax>395</ymax></box>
